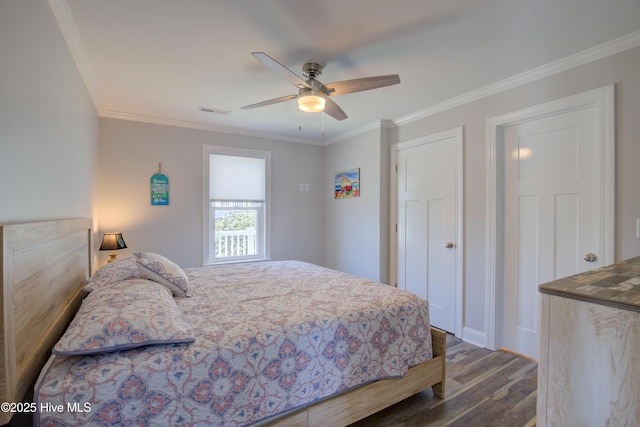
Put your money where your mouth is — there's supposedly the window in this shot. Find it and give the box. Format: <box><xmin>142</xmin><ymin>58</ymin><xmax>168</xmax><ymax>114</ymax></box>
<box><xmin>203</xmin><ymin>145</ymin><xmax>270</xmax><ymax>265</ymax></box>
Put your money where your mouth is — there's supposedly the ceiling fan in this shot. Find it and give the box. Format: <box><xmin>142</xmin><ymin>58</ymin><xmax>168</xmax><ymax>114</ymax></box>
<box><xmin>241</xmin><ymin>52</ymin><xmax>400</xmax><ymax>121</ymax></box>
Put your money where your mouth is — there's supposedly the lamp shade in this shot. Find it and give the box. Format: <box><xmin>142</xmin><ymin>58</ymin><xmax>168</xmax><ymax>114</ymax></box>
<box><xmin>99</xmin><ymin>233</ymin><xmax>127</xmax><ymax>251</ymax></box>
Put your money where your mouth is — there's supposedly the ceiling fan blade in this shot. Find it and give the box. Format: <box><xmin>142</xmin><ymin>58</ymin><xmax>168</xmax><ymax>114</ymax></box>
<box><xmin>241</xmin><ymin>94</ymin><xmax>298</xmax><ymax>110</ymax></box>
<box><xmin>252</xmin><ymin>52</ymin><xmax>311</xmax><ymax>89</ymax></box>
<box><xmin>322</xmin><ymin>74</ymin><xmax>400</xmax><ymax>96</ymax></box>
<box><xmin>323</xmin><ymin>97</ymin><xmax>348</xmax><ymax>121</ymax></box>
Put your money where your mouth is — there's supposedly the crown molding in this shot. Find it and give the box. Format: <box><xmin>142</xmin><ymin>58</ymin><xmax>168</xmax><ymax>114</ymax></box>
<box><xmin>323</xmin><ymin>119</ymin><xmax>394</xmax><ymax>145</ymax></box>
<box><xmin>49</xmin><ymin>0</ymin><xmax>105</xmax><ymax>115</ymax></box>
<box><xmin>392</xmin><ymin>30</ymin><xmax>640</xmax><ymax>128</ymax></box>
<box><xmin>102</xmin><ymin>110</ymin><xmax>323</xmax><ymax>145</ymax></box>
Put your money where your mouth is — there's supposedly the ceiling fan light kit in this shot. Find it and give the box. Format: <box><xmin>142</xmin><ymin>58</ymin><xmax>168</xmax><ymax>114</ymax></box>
<box><xmin>242</xmin><ymin>52</ymin><xmax>400</xmax><ymax>121</ymax></box>
<box><xmin>297</xmin><ymin>89</ymin><xmax>326</xmax><ymax>113</ymax></box>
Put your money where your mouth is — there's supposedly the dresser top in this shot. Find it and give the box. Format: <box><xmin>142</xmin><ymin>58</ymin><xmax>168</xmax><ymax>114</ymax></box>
<box><xmin>539</xmin><ymin>256</ymin><xmax>640</xmax><ymax>312</ymax></box>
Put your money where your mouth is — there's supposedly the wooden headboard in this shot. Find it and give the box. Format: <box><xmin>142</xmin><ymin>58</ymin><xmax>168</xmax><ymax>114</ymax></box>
<box><xmin>0</xmin><ymin>218</ymin><xmax>91</xmax><ymax>424</ymax></box>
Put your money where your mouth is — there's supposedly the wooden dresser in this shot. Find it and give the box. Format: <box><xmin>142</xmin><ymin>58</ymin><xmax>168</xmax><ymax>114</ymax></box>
<box><xmin>537</xmin><ymin>257</ymin><xmax>640</xmax><ymax>426</ymax></box>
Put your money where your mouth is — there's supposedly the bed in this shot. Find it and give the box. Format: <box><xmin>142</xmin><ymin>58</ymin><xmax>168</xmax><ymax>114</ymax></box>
<box><xmin>1</xmin><ymin>219</ymin><xmax>446</xmax><ymax>426</ymax></box>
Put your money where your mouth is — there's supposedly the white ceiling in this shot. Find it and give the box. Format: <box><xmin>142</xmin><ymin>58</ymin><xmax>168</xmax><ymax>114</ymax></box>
<box><xmin>53</xmin><ymin>0</ymin><xmax>640</xmax><ymax>144</ymax></box>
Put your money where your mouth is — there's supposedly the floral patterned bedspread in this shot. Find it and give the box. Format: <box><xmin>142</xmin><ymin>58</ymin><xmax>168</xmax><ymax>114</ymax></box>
<box><xmin>35</xmin><ymin>261</ymin><xmax>432</xmax><ymax>426</ymax></box>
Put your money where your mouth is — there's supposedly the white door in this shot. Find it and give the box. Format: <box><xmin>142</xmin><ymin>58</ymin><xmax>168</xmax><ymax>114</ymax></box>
<box><xmin>501</xmin><ymin>106</ymin><xmax>602</xmax><ymax>359</ymax></box>
<box><xmin>396</xmin><ymin>129</ymin><xmax>461</xmax><ymax>334</ymax></box>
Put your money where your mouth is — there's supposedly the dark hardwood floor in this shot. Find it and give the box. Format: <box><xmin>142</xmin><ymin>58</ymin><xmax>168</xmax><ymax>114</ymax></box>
<box><xmin>350</xmin><ymin>334</ymin><xmax>538</xmax><ymax>427</ymax></box>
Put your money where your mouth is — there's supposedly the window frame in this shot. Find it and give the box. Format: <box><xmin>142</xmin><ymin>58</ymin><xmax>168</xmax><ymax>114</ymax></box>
<box><xmin>202</xmin><ymin>145</ymin><xmax>271</xmax><ymax>265</ymax></box>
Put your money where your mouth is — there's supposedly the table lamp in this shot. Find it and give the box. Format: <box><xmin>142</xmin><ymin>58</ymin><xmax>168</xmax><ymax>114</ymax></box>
<box><xmin>99</xmin><ymin>232</ymin><xmax>127</xmax><ymax>262</ymax></box>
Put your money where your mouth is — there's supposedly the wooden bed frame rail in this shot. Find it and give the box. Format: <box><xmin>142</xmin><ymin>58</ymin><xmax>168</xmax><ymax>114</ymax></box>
<box><xmin>264</xmin><ymin>327</ymin><xmax>447</xmax><ymax>427</ymax></box>
<box><xmin>0</xmin><ymin>219</ymin><xmax>91</xmax><ymax>425</ymax></box>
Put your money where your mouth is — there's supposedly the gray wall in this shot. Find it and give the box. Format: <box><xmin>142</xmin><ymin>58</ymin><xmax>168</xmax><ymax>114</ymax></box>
<box><xmin>323</xmin><ymin>125</ymin><xmax>389</xmax><ymax>282</ymax></box>
<box><xmin>97</xmin><ymin>118</ymin><xmax>325</xmax><ymax>267</ymax></box>
<box><xmin>0</xmin><ymin>1</ymin><xmax>99</xmax><ymax>228</ymax></box>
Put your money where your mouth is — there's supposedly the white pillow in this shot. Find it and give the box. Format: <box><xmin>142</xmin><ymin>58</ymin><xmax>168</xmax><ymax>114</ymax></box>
<box><xmin>134</xmin><ymin>252</ymin><xmax>191</xmax><ymax>297</ymax></box>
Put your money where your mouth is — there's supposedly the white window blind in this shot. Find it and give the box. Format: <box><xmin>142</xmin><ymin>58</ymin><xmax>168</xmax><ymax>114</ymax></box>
<box><xmin>203</xmin><ymin>145</ymin><xmax>271</xmax><ymax>265</ymax></box>
<box><xmin>209</xmin><ymin>154</ymin><xmax>265</xmax><ymax>201</ymax></box>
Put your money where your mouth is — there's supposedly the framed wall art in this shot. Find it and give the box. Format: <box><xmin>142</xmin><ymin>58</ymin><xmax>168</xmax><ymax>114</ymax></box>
<box><xmin>334</xmin><ymin>168</ymin><xmax>360</xmax><ymax>199</ymax></box>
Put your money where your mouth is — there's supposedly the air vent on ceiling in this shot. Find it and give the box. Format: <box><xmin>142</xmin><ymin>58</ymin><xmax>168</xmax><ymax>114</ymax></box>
<box><xmin>199</xmin><ymin>106</ymin><xmax>231</xmax><ymax>115</ymax></box>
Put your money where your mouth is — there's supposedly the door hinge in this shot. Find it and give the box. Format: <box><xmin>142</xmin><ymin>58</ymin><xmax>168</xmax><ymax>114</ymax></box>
<box><xmin>395</xmin><ymin>224</ymin><xmax>398</xmax><ymax>232</ymax></box>
<box><xmin>395</xmin><ymin>164</ymin><xmax>398</xmax><ymax>173</ymax></box>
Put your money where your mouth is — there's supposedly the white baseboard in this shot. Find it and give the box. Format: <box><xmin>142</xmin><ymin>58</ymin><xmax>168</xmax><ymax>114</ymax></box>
<box><xmin>462</xmin><ymin>326</ymin><xmax>486</xmax><ymax>348</ymax></box>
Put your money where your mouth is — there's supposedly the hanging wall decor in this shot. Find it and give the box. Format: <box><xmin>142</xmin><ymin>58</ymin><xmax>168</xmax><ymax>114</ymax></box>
<box><xmin>151</xmin><ymin>163</ymin><xmax>169</xmax><ymax>205</ymax></box>
<box><xmin>334</xmin><ymin>168</ymin><xmax>360</xmax><ymax>199</ymax></box>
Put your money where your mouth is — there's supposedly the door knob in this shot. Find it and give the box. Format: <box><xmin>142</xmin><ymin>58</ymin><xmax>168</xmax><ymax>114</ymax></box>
<box><xmin>583</xmin><ymin>253</ymin><xmax>597</xmax><ymax>262</ymax></box>
<box><xmin>445</xmin><ymin>242</ymin><xmax>455</xmax><ymax>249</ymax></box>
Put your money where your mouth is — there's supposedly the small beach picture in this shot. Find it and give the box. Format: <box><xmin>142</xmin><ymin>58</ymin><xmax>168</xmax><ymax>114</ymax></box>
<box><xmin>334</xmin><ymin>168</ymin><xmax>360</xmax><ymax>199</ymax></box>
